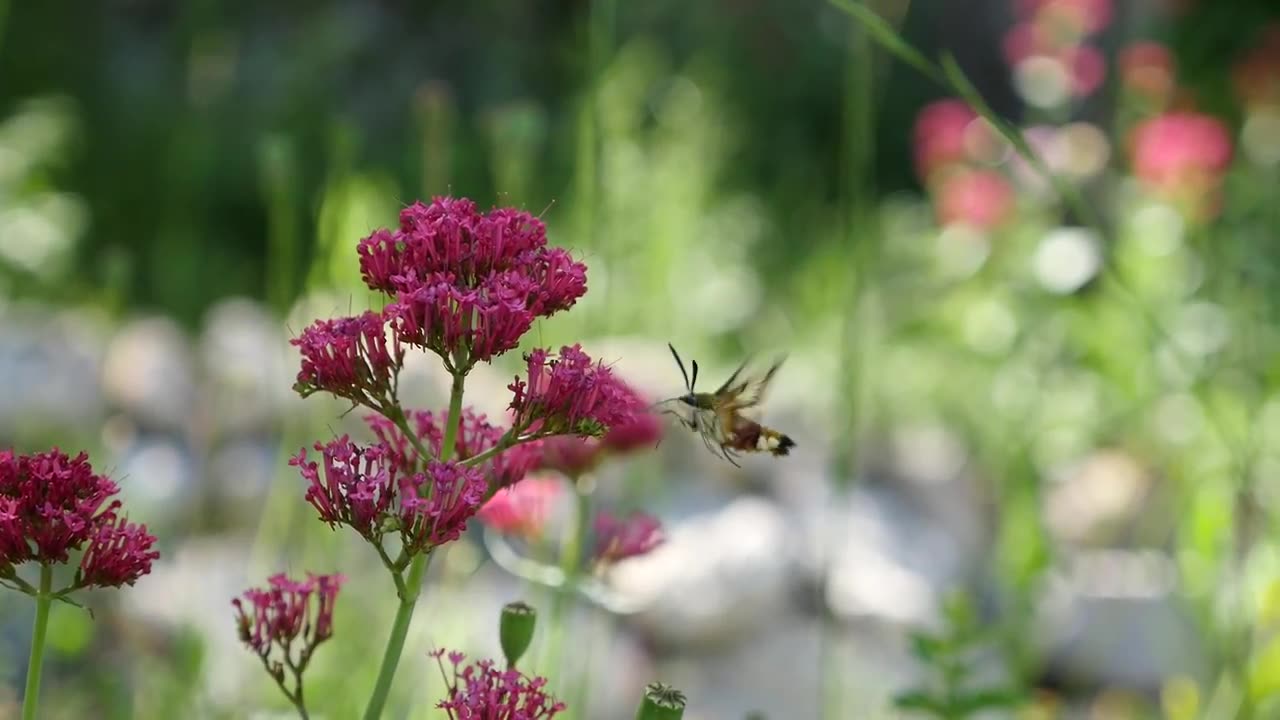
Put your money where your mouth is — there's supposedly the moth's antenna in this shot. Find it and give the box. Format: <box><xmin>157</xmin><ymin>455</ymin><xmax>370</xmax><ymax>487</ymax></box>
<box><xmin>691</xmin><ymin>360</ymin><xmax>699</xmax><ymax>392</ymax></box>
<box><xmin>668</xmin><ymin>343</ymin><xmax>692</xmax><ymax>393</ymax></box>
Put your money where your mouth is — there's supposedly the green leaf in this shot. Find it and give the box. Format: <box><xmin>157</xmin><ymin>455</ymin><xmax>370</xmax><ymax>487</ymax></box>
<box><xmin>909</xmin><ymin>631</ymin><xmax>948</xmax><ymax>662</ymax></box>
<box><xmin>893</xmin><ymin>691</ymin><xmax>948</xmax><ymax>716</ymax></box>
<box><xmin>952</xmin><ymin>688</ymin><xmax>1025</xmax><ymax>713</ymax></box>
<box><xmin>827</xmin><ymin>0</ymin><xmax>942</xmax><ymax>84</ymax></box>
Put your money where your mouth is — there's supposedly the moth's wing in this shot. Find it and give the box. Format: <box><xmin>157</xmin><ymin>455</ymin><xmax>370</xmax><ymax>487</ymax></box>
<box><xmin>722</xmin><ymin>357</ymin><xmax>785</xmax><ymax>411</ymax></box>
<box><xmin>713</xmin><ymin>352</ymin><xmax>758</xmax><ymax>395</ymax></box>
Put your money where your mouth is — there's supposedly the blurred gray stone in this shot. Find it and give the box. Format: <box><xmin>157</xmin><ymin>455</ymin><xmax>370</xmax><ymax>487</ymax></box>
<box><xmin>0</xmin><ymin>304</ymin><xmax>105</xmax><ymax>434</ymax></box>
<box><xmin>103</xmin><ymin>316</ymin><xmax>197</xmax><ymax>432</ymax></box>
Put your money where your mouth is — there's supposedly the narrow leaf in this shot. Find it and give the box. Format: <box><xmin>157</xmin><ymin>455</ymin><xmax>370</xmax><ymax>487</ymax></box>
<box><xmin>828</xmin><ymin>0</ymin><xmax>943</xmax><ymax>83</ymax></box>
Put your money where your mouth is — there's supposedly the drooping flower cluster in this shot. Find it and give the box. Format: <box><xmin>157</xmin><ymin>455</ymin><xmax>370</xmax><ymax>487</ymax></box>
<box><xmin>477</xmin><ymin>475</ymin><xmax>563</xmax><ymax>541</ymax></box>
<box><xmin>358</xmin><ymin>197</ymin><xmax>588</xmax><ymax>367</ymax></box>
<box><xmin>508</xmin><ymin>345</ymin><xmax>640</xmax><ymax>437</ymax></box>
<box><xmin>291</xmin><ymin>311</ymin><xmax>404</xmax><ymax>408</ymax></box>
<box><xmin>366</xmin><ymin>409</ymin><xmax>542</xmax><ymax>489</ymax></box>
<box><xmin>292</xmin><ymin>436</ymin><xmax>487</xmax><ymax>556</ymax></box>
<box><xmin>593</xmin><ymin>512</ymin><xmax>664</xmax><ymax>566</ymax></box>
<box><xmin>233</xmin><ymin>572</ymin><xmax>345</xmax><ymax>711</ymax></box>
<box><xmin>0</xmin><ymin>448</ymin><xmax>158</xmax><ymax>589</ymax></box>
<box><xmin>431</xmin><ymin>648</ymin><xmax>566</xmax><ymax>719</ymax></box>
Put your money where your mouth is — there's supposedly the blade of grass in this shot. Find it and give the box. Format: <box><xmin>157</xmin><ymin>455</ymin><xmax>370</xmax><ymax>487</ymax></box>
<box><xmin>828</xmin><ymin>0</ymin><xmax>940</xmax><ymax>85</ymax></box>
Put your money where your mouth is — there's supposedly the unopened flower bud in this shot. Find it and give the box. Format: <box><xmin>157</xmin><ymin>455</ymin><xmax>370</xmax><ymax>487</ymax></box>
<box><xmin>635</xmin><ymin>682</ymin><xmax>686</xmax><ymax>720</ymax></box>
<box><xmin>500</xmin><ymin>601</ymin><xmax>537</xmax><ymax>668</ymax></box>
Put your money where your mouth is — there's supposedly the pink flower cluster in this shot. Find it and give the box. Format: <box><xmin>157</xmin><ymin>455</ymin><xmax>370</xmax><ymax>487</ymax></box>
<box><xmin>432</xmin><ymin>648</ymin><xmax>566</xmax><ymax>719</ymax></box>
<box><xmin>233</xmin><ymin>572</ymin><xmax>345</xmax><ymax>668</ymax></box>
<box><xmin>593</xmin><ymin>511</ymin><xmax>664</xmax><ymax>565</ymax></box>
<box><xmin>292</xmin><ymin>437</ymin><xmax>487</xmax><ymax>556</ymax></box>
<box><xmin>366</xmin><ymin>409</ymin><xmax>541</xmax><ymax>489</ymax></box>
<box><xmin>292</xmin><ymin>311</ymin><xmax>403</xmax><ymax>407</ymax></box>
<box><xmin>359</xmin><ymin>197</ymin><xmax>587</xmax><ymax>366</ymax></box>
<box><xmin>1130</xmin><ymin>111</ymin><xmax>1233</xmax><ymax>217</ymax></box>
<box><xmin>1005</xmin><ymin>0</ymin><xmax>1111</xmax><ymax>98</ymax></box>
<box><xmin>508</xmin><ymin>345</ymin><xmax>641</xmax><ymax>437</ymax></box>
<box><xmin>0</xmin><ymin>449</ymin><xmax>158</xmax><ymax>589</ymax></box>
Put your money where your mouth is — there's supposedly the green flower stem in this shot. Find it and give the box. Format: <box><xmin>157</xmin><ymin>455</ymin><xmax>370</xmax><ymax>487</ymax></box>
<box><xmin>542</xmin><ymin>476</ymin><xmax>592</xmax><ymax>697</ymax></box>
<box><xmin>363</xmin><ymin>370</ymin><xmax>467</xmax><ymax>720</ymax></box>
<box><xmin>22</xmin><ymin>563</ymin><xmax>52</xmax><ymax>720</ymax></box>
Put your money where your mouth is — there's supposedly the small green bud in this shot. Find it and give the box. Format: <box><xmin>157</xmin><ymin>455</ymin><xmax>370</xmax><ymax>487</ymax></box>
<box><xmin>635</xmin><ymin>682</ymin><xmax>686</xmax><ymax>720</ymax></box>
<box><xmin>499</xmin><ymin>601</ymin><xmax>537</xmax><ymax>668</ymax></box>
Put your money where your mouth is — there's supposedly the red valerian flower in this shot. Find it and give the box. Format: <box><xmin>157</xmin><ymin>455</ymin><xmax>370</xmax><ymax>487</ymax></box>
<box><xmin>365</xmin><ymin>408</ymin><xmax>541</xmax><ymax>488</ymax></box>
<box><xmin>431</xmin><ymin>648</ymin><xmax>566</xmax><ymax>719</ymax></box>
<box><xmin>291</xmin><ymin>311</ymin><xmax>403</xmax><ymax>408</ymax></box>
<box><xmin>477</xmin><ymin>475</ymin><xmax>563</xmax><ymax>541</ymax></box>
<box><xmin>232</xmin><ymin>572</ymin><xmax>345</xmax><ymax>710</ymax></box>
<box><xmin>233</xmin><ymin>573</ymin><xmax>345</xmax><ymax>656</ymax></box>
<box><xmin>507</xmin><ymin>345</ymin><xmax>637</xmax><ymax>438</ymax></box>
<box><xmin>0</xmin><ymin>448</ymin><xmax>158</xmax><ymax>589</ymax></box>
<box><xmin>291</xmin><ymin>438</ymin><xmax>489</xmax><ymax>556</ymax></box>
<box><xmin>358</xmin><ymin>197</ymin><xmax>587</xmax><ymax>366</ymax></box>
<box><xmin>398</xmin><ymin>461</ymin><xmax>487</xmax><ymax>553</ymax></box>
<box><xmin>593</xmin><ymin>512</ymin><xmax>664</xmax><ymax>565</ymax></box>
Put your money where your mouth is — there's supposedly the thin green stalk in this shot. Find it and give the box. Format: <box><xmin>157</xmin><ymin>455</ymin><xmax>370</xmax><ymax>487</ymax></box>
<box><xmin>542</xmin><ymin>477</ymin><xmax>592</xmax><ymax>699</ymax></box>
<box><xmin>22</xmin><ymin>564</ymin><xmax>53</xmax><ymax>720</ymax></box>
<box><xmin>363</xmin><ymin>370</ymin><xmax>467</xmax><ymax>720</ymax></box>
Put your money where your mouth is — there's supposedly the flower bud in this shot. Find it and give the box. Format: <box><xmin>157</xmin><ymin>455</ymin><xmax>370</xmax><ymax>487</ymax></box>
<box><xmin>635</xmin><ymin>682</ymin><xmax>686</xmax><ymax>720</ymax></box>
<box><xmin>500</xmin><ymin>601</ymin><xmax>537</xmax><ymax>668</ymax></box>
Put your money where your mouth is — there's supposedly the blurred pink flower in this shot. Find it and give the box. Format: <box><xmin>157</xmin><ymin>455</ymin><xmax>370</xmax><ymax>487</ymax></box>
<box><xmin>0</xmin><ymin>448</ymin><xmax>158</xmax><ymax>589</ymax></box>
<box><xmin>1130</xmin><ymin>111</ymin><xmax>1233</xmax><ymax>188</ymax></box>
<box><xmin>593</xmin><ymin>512</ymin><xmax>664</xmax><ymax>565</ymax></box>
<box><xmin>935</xmin><ymin>169</ymin><xmax>1015</xmax><ymax>230</ymax></box>
<box><xmin>1119</xmin><ymin>42</ymin><xmax>1176</xmax><ymax>101</ymax></box>
<box><xmin>1130</xmin><ymin>111</ymin><xmax>1233</xmax><ymax>218</ymax></box>
<box><xmin>1064</xmin><ymin>44</ymin><xmax>1106</xmax><ymax>96</ymax></box>
<box><xmin>478</xmin><ymin>475</ymin><xmax>562</xmax><ymax>540</ymax></box>
<box><xmin>913</xmin><ymin>99</ymin><xmax>979</xmax><ymax>181</ymax></box>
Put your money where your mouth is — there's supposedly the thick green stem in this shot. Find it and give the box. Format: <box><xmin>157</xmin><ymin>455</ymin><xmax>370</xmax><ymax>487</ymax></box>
<box><xmin>362</xmin><ymin>371</ymin><xmax>467</xmax><ymax>720</ymax></box>
<box><xmin>22</xmin><ymin>564</ymin><xmax>53</xmax><ymax>720</ymax></box>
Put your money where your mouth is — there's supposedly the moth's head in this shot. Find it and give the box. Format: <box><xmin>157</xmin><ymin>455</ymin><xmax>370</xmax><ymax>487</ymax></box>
<box><xmin>678</xmin><ymin>393</ymin><xmax>698</xmax><ymax>407</ymax></box>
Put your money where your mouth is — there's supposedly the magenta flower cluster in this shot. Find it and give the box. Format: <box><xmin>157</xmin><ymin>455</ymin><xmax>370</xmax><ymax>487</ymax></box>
<box><xmin>359</xmin><ymin>197</ymin><xmax>587</xmax><ymax>366</ymax></box>
<box><xmin>432</xmin><ymin>648</ymin><xmax>566</xmax><ymax>719</ymax></box>
<box><xmin>0</xmin><ymin>448</ymin><xmax>158</xmax><ymax>589</ymax></box>
<box><xmin>292</xmin><ymin>312</ymin><xmax>404</xmax><ymax>408</ymax></box>
<box><xmin>233</xmin><ymin>572</ymin><xmax>345</xmax><ymax>707</ymax></box>
<box><xmin>508</xmin><ymin>345</ymin><xmax>640</xmax><ymax>437</ymax></box>
<box><xmin>292</xmin><ymin>435</ymin><xmax>486</xmax><ymax>556</ymax></box>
